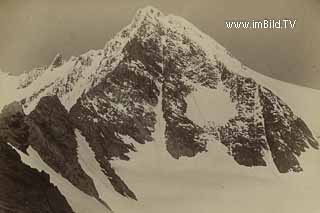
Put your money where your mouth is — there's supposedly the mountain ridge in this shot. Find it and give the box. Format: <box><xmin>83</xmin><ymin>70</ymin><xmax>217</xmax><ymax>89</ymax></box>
<box><xmin>0</xmin><ymin>6</ymin><xmax>319</xmax><ymax>213</ymax></box>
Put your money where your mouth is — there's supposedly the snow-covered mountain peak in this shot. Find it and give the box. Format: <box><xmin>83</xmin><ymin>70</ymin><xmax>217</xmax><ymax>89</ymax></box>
<box><xmin>103</xmin><ymin>6</ymin><xmax>247</xmax><ymax>80</ymax></box>
<box><xmin>134</xmin><ymin>6</ymin><xmax>164</xmax><ymax>23</ymax></box>
<box><xmin>1</xmin><ymin>6</ymin><xmax>320</xmax><ymax>213</ymax></box>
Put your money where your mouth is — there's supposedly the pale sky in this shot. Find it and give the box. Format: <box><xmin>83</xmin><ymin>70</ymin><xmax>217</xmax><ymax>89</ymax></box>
<box><xmin>0</xmin><ymin>0</ymin><xmax>319</xmax><ymax>89</ymax></box>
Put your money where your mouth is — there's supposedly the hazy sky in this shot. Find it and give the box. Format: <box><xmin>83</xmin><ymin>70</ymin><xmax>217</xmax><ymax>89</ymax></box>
<box><xmin>0</xmin><ymin>0</ymin><xmax>319</xmax><ymax>89</ymax></box>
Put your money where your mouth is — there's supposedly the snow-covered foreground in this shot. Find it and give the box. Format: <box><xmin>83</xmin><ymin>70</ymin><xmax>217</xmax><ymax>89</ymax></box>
<box><xmin>11</xmin><ymin>117</ymin><xmax>320</xmax><ymax>213</ymax></box>
<box><xmin>110</xmin><ymin>142</ymin><xmax>320</xmax><ymax>213</ymax></box>
<box><xmin>106</xmin><ymin>88</ymin><xmax>320</xmax><ymax>213</ymax></box>
<box><xmin>12</xmin><ymin>145</ymin><xmax>111</xmax><ymax>213</ymax></box>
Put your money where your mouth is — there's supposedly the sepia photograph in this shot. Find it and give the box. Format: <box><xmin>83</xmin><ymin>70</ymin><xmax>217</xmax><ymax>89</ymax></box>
<box><xmin>0</xmin><ymin>0</ymin><xmax>319</xmax><ymax>212</ymax></box>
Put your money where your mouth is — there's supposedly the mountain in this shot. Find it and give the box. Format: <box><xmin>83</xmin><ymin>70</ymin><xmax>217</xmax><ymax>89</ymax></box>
<box><xmin>0</xmin><ymin>6</ymin><xmax>320</xmax><ymax>213</ymax></box>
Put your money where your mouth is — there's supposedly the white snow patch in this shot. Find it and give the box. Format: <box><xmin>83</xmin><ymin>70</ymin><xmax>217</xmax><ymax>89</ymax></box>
<box><xmin>12</xmin><ymin>145</ymin><xmax>111</xmax><ymax>213</ymax></box>
<box><xmin>118</xmin><ymin>134</ymin><xmax>136</xmax><ymax>145</ymax></box>
<box><xmin>185</xmin><ymin>83</ymin><xmax>237</xmax><ymax>127</ymax></box>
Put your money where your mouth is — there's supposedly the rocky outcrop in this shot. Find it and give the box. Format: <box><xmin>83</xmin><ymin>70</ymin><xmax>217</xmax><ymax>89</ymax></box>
<box><xmin>50</xmin><ymin>54</ymin><xmax>64</xmax><ymax>69</ymax></box>
<box><xmin>0</xmin><ymin>102</ymin><xmax>29</xmax><ymax>153</ymax></box>
<box><xmin>0</xmin><ymin>142</ymin><xmax>73</xmax><ymax>213</ymax></box>
<box><xmin>0</xmin><ymin>105</ymin><xmax>73</xmax><ymax>213</ymax></box>
<box><xmin>28</xmin><ymin>96</ymin><xmax>99</xmax><ymax>198</ymax></box>
<box><xmin>219</xmin><ymin>65</ymin><xmax>269</xmax><ymax>167</ymax></box>
<box><xmin>69</xmin><ymin>52</ymin><xmax>161</xmax><ymax>199</ymax></box>
<box><xmin>0</xmin><ymin>98</ymin><xmax>106</xmax><ymax>211</ymax></box>
<box><xmin>259</xmin><ymin>86</ymin><xmax>319</xmax><ymax>172</ymax></box>
<box><xmin>162</xmin><ymin>60</ymin><xmax>206</xmax><ymax>159</ymax></box>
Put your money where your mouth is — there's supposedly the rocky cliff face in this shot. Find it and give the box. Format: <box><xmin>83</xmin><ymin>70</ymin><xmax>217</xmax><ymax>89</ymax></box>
<box><xmin>68</xmin><ymin>6</ymin><xmax>318</xmax><ymax>198</ymax></box>
<box><xmin>0</xmin><ymin>6</ymin><xmax>318</xmax><ymax>212</ymax></box>
<box><xmin>3</xmin><ymin>98</ymin><xmax>99</xmax><ymax>199</ymax></box>
<box><xmin>0</xmin><ymin>102</ymin><xmax>30</xmax><ymax>153</ymax></box>
<box><xmin>0</xmin><ymin>142</ymin><xmax>74</xmax><ymax>213</ymax></box>
<box><xmin>0</xmin><ymin>102</ymin><xmax>73</xmax><ymax>213</ymax></box>
<box><xmin>259</xmin><ymin>86</ymin><xmax>318</xmax><ymax>172</ymax></box>
<box><xmin>28</xmin><ymin>96</ymin><xmax>99</xmax><ymax>198</ymax></box>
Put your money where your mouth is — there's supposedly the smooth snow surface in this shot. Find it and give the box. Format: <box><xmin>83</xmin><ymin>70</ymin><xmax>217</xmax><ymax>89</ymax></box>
<box><xmin>12</xmin><ymin>145</ymin><xmax>111</xmax><ymax>213</ymax></box>
<box><xmin>185</xmin><ymin>82</ymin><xmax>237</xmax><ymax>127</ymax></box>
<box><xmin>0</xmin><ymin>72</ymin><xmax>20</xmax><ymax>110</ymax></box>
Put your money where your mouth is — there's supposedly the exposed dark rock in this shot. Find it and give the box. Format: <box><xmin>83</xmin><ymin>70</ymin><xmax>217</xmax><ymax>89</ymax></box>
<box><xmin>125</xmin><ymin>36</ymin><xmax>163</xmax><ymax>79</ymax></box>
<box><xmin>69</xmin><ymin>108</ymin><xmax>138</xmax><ymax>200</ymax></box>
<box><xmin>259</xmin><ymin>86</ymin><xmax>318</xmax><ymax>172</ymax></box>
<box><xmin>0</xmin><ymin>140</ymin><xmax>73</xmax><ymax>213</ymax></box>
<box><xmin>0</xmin><ymin>97</ymin><xmax>115</xmax><ymax>211</ymax></box>
<box><xmin>0</xmin><ymin>102</ymin><xmax>29</xmax><ymax>153</ymax></box>
<box><xmin>69</xmin><ymin>56</ymin><xmax>161</xmax><ymax>199</ymax></box>
<box><xmin>27</xmin><ymin>96</ymin><xmax>99</xmax><ymax>198</ymax></box>
<box><xmin>51</xmin><ymin>54</ymin><xmax>64</xmax><ymax>69</ymax></box>
<box><xmin>162</xmin><ymin>60</ymin><xmax>206</xmax><ymax>158</ymax></box>
<box><xmin>68</xmin><ymin>27</ymin><xmax>167</xmax><ymax>200</ymax></box>
<box><xmin>219</xmin><ymin>65</ymin><xmax>269</xmax><ymax>167</ymax></box>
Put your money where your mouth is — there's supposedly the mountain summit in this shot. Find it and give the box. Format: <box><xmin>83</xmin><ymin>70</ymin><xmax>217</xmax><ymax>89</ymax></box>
<box><xmin>0</xmin><ymin>6</ymin><xmax>319</xmax><ymax>213</ymax></box>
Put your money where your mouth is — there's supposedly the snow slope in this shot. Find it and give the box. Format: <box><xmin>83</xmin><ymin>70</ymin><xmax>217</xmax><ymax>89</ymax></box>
<box><xmin>102</xmin><ymin>84</ymin><xmax>320</xmax><ymax>213</ymax></box>
<box><xmin>109</xmin><ymin>141</ymin><xmax>320</xmax><ymax>213</ymax></box>
<box><xmin>0</xmin><ymin>49</ymin><xmax>104</xmax><ymax>113</ymax></box>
